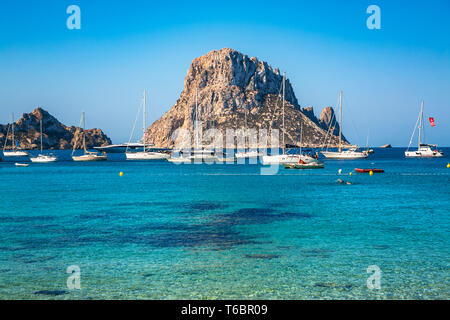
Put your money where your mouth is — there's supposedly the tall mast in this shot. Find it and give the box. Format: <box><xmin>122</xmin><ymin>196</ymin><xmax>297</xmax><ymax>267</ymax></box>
<box><xmin>11</xmin><ymin>113</ymin><xmax>15</xmax><ymax>150</ymax></box>
<box><xmin>418</xmin><ymin>100</ymin><xmax>424</xmax><ymax>148</ymax></box>
<box><xmin>244</xmin><ymin>109</ymin><xmax>247</xmax><ymax>150</ymax></box>
<box><xmin>82</xmin><ymin>112</ymin><xmax>86</xmax><ymax>153</ymax></box>
<box><xmin>195</xmin><ymin>88</ymin><xmax>198</xmax><ymax>149</ymax></box>
<box><xmin>299</xmin><ymin>121</ymin><xmax>303</xmax><ymax>154</ymax></box>
<box><xmin>40</xmin><ymin>118</ymin><xmax>43</xmax><ymax>153</ymax></box>
<box><xmin>282</xmin><ymin>72</ymin><xmax>285</xmax><ymax>154</ymax></box>
<box><xmin>338</xmin><ymin>91</ymin><xmax>343</xmax><ymax>153</ymax></box>
<box><xmin>143</xmin><ymin>90</ymin><xmax>146</xmax><ymax>152</ymax></box>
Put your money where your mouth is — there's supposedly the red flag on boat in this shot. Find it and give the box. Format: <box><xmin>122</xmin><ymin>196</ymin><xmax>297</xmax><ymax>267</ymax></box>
<box><xmin>429</xmin><ymin>117</ymin><xmax>436</xmax><ymax>127</ymax></box>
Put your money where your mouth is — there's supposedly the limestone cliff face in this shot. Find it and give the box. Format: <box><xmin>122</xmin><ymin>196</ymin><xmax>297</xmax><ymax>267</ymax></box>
<box><xmin>0</xmin><ymin>108</ymin><xmax>111</xmax><ymax>150</ymax></box>
<box><xmin>146</xmin><ymin>48</ymin><xmax>349</xmax><ymax>147</ymax></box>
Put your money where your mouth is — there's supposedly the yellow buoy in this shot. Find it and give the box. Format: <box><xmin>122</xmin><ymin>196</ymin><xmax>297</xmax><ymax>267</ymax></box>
<box><xmin>119</xmin><ymin>172</ymin><xmax>124</xmax><ymax>177</ymax></box>
<box><xmin>349</xmin><ymin>172</ymin><xmax>352</xmax><ymax>176</ymax></box>
<box><xmin>369</xmin><ymin>170</ymin><xmax>373</xmax><ymax>176</ymax></box>
<box><xmin>447</xmin><ymin>163</ymin><xmax>450</xmax><ymax>168</ymax></box>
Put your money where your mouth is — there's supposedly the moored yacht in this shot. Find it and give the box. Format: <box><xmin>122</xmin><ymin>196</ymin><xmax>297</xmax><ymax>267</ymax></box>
<box><xmin>2</xmin><ymin>113</ymin><xmax>29</xmax><ymax>157</ymax></box>
<box><xmin>125</xmin><ymin>90</ymin><xmax>169</xmax><ymax>160</ymax></box>
<box><xmin>321</xmin><ymin>91</ymin><xmax>368</xmax><ymax>159</ymax></box>
<box><xmin>30</xmin><ymin>118</ymin><xmax>57</xmax><ymax>163</ymax></box>
<box><xmin>71</xmin><ymin>112</ymin><xmax>107</xmax><ymax>162</ymax></box>
<box><xmin>405</xmin><ymin>101</ymin><xmax>443</xmax><ymax>158</ymax></box>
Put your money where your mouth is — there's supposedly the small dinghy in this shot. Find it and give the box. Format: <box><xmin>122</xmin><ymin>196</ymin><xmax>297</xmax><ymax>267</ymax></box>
<box><xmin>355</xmin><ymin>168</ymin><xmax>384</xmax><ymax>173</ymax></box>
<box><xmin>15</xmin><ymin>163</ymin><xmax>29</xmax><ymax>167</ymax></box>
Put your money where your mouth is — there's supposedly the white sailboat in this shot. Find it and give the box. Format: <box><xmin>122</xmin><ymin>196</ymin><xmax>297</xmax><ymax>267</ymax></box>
<box><xmin>126</xmin><ymin>90</ymin><xmax>169</xmax><ymax>160</ymax></box>
<box><xmin>283</xmin><ymin>122</ymin><xmax>324</xmax><ymax>169</ymax></box>
<box><xmin>72</xmin><ymin>112</ymin><xmax>107</xmax><ymax>162</ymax></box>
<box><xmin>169</xmin><ymin>88</ymin><xmax>218</xmax><ymax>163</ymax></box>
<box><xmin>262</xmin><ymin>72</ymin><xmax>317</xmax><ymax>165</ymax></box>
<box><xmin>235</xmin><ymin>109</ymin><xmax>262</xmax><ymax>159</ymax></box>
<box><xmin>2</xmin><ymin>113</ymin><xmax>29</xmax><ymax>157</ymax></box>
<box><xmin>30</xmin><ymin>118</ymin><xmax>57</xmax><ymax>163</ymax></box>
<box><xmin>321</xmin><ymin>91</ymin><xmax>368</xmax><ymax>159</ymax></box>
<box><xmin>405</xmin><ymin>101</ymin><xmax>443</xmax><ymax>158</ymax></box>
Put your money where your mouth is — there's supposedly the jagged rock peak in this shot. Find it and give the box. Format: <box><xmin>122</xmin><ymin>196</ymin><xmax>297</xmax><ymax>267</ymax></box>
<box><xmin>0</xmin><ymin>107</ymin><xmax>111</xmax><ymax>150</ymax></box>
<box><xmin>182</xmin><ymin>48</ymin><xmax>299</xmax><ymax>110</ymax></box>
<box><xmin>146</xmin><ymin>48</ymin><xmax>349</xmax><ymax>148</ymax></box>
<box><xmin>319</xmin><ymin>106</ymin><xmax>341</xmax><ymax>137</ymax></box>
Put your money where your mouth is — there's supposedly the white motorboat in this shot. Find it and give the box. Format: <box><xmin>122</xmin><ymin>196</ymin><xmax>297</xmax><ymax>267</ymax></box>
<box><xmin>125</xmin><ymin>90</ymin><xmax>168</xmax><ymax>160</ymax></box>
<box><xmin>30</xmin><ymin>118</ymin><xmax>57</xmax><ymax>163</ymax></box>
<box><xmin>321</xmin><ymin>91</ymin><xmax>368</xmax><ymax>159</ymax></box>
<box><xmin>30</xmin><ymin>154</ymin><xmax>57</xmax><ymax>163</ymax></box>
<box><xmin>405</xmin><ymin>101</ymin><xmax>443</xmax><ymax>158</ymax></box>
<box><xmin>2</xmin><ymin>113</ymin><xmax>29</xmax><ymax>157</ymax></box>
<box><xmin>71</xmin><ymin>112</ymin><xmax>108</xmax><ymax>162</ymax></box>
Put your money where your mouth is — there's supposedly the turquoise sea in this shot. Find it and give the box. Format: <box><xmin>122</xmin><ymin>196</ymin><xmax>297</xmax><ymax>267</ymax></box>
<box><xmin>0</xmin><ymin>148</ymin><xmax>449</xmax><ymax>300</ymax></box>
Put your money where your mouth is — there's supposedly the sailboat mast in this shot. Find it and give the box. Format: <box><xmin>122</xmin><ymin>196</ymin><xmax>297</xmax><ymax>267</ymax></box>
<box><xmin>143</xmin><ymin>90</ymin><xmax>146</xmax><ymax>152</ymax></box>
<box><xmin>195</xmin><ymin>88</ymin><xmax>198</xmax><ymax>149</ymax></box>
<box><xmin>299</xmin><ymin>121</ymin><xmax>303</xmax><ymax>154</ymax></box>
<box><xmin>338</xmin><ymin>91</ymin><xmax>342</xmax><ymax>153</ymax></box>
<box><xmin>11</xmin><ymin>113</ymin><xmax>15</xmax><ymax>150</ymax></box>
<box><xmin>418</xmin><ymin>101</ymin><xmax>424</xmax><ymax>148</ymax></box>
<box><xmin>282</xmin><ymin>72</ymin><xmax>285</xmax><ymax>154</ymax></box>
<box><xmin>244</xmin><ymin>109</ymin><xmax>247</xmax><ymax>151</ymax></box>
<box><xmin>82</xmin><ymin>112</ymin><xmax>86</xmax><ymax>153</ymax></box>
<box><xmin>40</xmin><ymin>118</ymin><xmax>43</xmax><ymax>153</ymax></box>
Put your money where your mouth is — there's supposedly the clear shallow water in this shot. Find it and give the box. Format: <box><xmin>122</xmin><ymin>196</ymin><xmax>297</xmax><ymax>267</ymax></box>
<box><xmin>0</xmin><ymin>148</ymin><xmax>449</xmax><ymax>300</ymax></box>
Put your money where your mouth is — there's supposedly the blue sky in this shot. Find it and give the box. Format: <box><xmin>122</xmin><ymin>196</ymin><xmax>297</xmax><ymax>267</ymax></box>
<box><xmin>0</xmin><ymin>0</ymin><xmax>449</xmax><ymax>146</ymax></box>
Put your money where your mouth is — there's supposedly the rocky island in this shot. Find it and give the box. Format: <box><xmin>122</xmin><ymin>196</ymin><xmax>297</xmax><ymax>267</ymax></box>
<box><xmin>146</xmin><ymin>48</ymin><xmax>349</xmax><ymax>148</ymax></box>
<box><xmin>0</xmin><ymin>108</ymin><xmax>111</xmax><ymax>150</ymax></box>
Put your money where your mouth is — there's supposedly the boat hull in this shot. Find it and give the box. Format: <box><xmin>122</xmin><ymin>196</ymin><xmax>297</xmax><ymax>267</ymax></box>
<box><xmin>235</xmin><ymin>151</ymin><xmax>261</xmax><ymax>159</ymax></box>
<box><xmin>72</xmin><ymin>155</ymin><xmax>107</xmax><ymax>162</ymax></box>
<box><xmin>405</xmin><ymin>151</ymin><xmax>443</xmax><ymax>158</ymax></box>
<box><xmin>125</xmin><ymin>152</ymin><xmax>169</xmax><ymax>160</ymax></box>
<box><xmin>321</xmin><ymin>151</ymin><xmax>368</xmax><ymax>159</ymax></box>
<box><xmin>30</xmin><ymin>155</ymin><xmax>57</xmax><ymax>163</ymax></box>
<box><xmin>262</xmin><ymin>154</ymin><xmax>317</xmax><ymax>165</ymax></box>
<box><xmin>3</xmin><ymin>151</ymin><xmax>29</xmax><ymax>157</ymax></box>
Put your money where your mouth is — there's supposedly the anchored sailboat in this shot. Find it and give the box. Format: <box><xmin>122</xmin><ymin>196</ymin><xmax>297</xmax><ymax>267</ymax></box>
<box><xmin>169</xmin><ymin>88</ymin><xmax>219</xmax><ymax>163</ymax></box>
<box><xmin>235</xmin><ymin>109</ymin><xmax>262</xmax><ymax>159</ymax></box>
<box><xmin>126</xmin><ymin>90</ymin><xmax>169</xmax><ymax>160</ymax></box>
<box><xmin>30</xmin><ymin>118</ymin><xmax>57</xmax><ymax>163</ymax></box>
<box><xmin>262</xmin><ymin>72</ymin><xmax>318</xmax><ymax>165</ymax></box>
<box><xmin>72</xmin><ymin>112</ymin><xmax>107</xmax><ymax>162</ymax></box>
<box><xmin>283</xmin><ymin>122</ymin><xmax>324</xmax><ymax>169</ymax></box>
<box><xmin>2</xmin><ymin>113</ymin><xmax>29</xmax><ymax>157</ymax></box>
<box><xmin>405</xmin><ymin>101</ymin><xmax>443</xmax><ymax>158</ymax></box>
<box><xmin>321</xmin><ymin>91</ymin><xmax>368</xmax><ymax>159</ymax></box>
